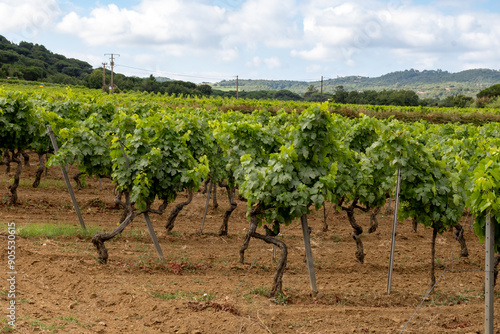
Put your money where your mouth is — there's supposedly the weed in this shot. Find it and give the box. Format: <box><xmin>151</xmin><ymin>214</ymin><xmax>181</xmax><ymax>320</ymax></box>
<box><xmin>272</xmin><ymin>291</ymin><xmax>292</xmax><ymax>305</ymax></box>
<box><xmin>434</xmin><ymin>257</ymin><xmax>445</xmax><ymax>268</ymax></box>
<box><xmin>1</xmin><ymin>325</ymin><xmax>14</xmax><ymax>333</ymax></box>
<box><xmin>258</xmin><ymin>264</ymin><xmax>270</xmax><ymax>272</ymax></box>
<box><xmin>151</xmin><ymin>290</ymin><xmax>215</xmax><ymax>301</ymax></box>
<box><xmin>249</xmin><ymin>286</ymin><xmax>269</xmax><ymax>296</ymax></box>
<box><xmin>28</xmin><ymin>319</ymin><xmax>65</xmax><ymax>332</ymax></box>
<box><xmin>56</xmin><ymin>314</ymin><xmax>90</xmax><ymax>328</ymax></box>
<box><xmin>197</xmin><ymin>292</ymin><xmax>216</xmax><ymax>301</ymax></box>
<box><xmin>332</xmin><ymin>233</ymin><xmax>344</xmax><ymax>242</ymax></box>
<box><xmin>428</xmin><ymin>291</ymin><xmax>475</xmax><ymax>305</ymax></box>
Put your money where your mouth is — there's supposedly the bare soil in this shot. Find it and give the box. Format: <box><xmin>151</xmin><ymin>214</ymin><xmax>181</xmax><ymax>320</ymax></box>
<box><xmin>0</xmin><ymin>155</ymin><xmax>499</xmax><ymax>333</ymax></box>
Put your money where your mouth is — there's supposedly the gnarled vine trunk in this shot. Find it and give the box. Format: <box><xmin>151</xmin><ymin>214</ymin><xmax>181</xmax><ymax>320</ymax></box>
<box><xmin>342</xmin><ymin>199</ymin><xmax>366</xmax><ymax>264</ymax></box>
<box><xmin>346</xmin><ymin>208</ymin><xmax>365</xmax><ymax>263</ymax></box>
<box><xmin>21</xmin><ymin>150</ymin><xmax>30</xmax><ymax>167</ymax></box>
<box><xmin>252</xmin><ymin>230</ymin><xmax>288</xmax><ymax>297</ymax></box>
<box><xmin>453</xmin><ymin>223</ymin><xmax>468</xmax><ymax>257</ymax></box>
<box><xmin>3</xmin><ymin>150</ymin><xmax>11</xmax><ymax>174</ymax></box>
<box><xmin>322</xmin><ymin>204</ymin><xmax>328</xmax><ymax>232</ymax></box>
<box><xmin>430</xmin><ymin>227</ymin><xmax>438</xmax><ymax>288</ymax></box>
<box><xmin>240</xmin><ymin>207</ymin><xmax>287</xmax><ymax>297</ymax></box>
<box><xmin>368</xmin><ymin>206</ymin><xmax>381</xmax><ymax>234</ymax></box>
<box><xmin>212</xmin><ymin>182</ymin><xmax>218</xmax><ymax>209</ymax></box>
<box><xmin>32</xmin><ymin>153</ymin><xmax>46</xmax><ymax>188</ymax></box>
<box><xmin>92</xmin><ymin>193</ymin><xmax>167</xmax><ymax>264</ymax></box>
<box><xmin>165</xmin><ymin>189</ymin><xmax>193</xmax><ymax>232</ymax></box>
<box><xmin>202</xmin><ymin>178</ymin><xmax>210</xmax><ymax>194</ymax></box>
<box><xmin>8</xmin><ymin>151</ymin><xmax>22</xmax><ymax>205</ymax></box>
<box><xmin>239</xmin><ymin>208</ymin><xmax>259</xmax><ymax>264</ymax></box>
<box><xmin>218</xmin><ymin>182</ymin><xmax>237</xmax><ymax>236</ymax></box>
<box><xmin>92</xmin><ymin>210</ymin><xmax>139</xmax><ymax>264</ymax></box>
<box><xmin>411</xmin><ymin>218</ymin><xmax>418</xmax><ymax>233</ymax></box>
<box><xmin>73</xmin><ymin>172</ymin><xmax>85</xmax><ymax>190</ymax></box>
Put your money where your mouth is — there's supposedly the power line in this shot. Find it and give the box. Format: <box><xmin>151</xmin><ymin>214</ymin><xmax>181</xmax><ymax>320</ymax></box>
<box><xmin>113</xmin><ymin>63</ymin><xmax>328</xmax><ymax>83</ymax></box>
<box><xmin>114</xmin><ymin>64</ymin><xmax>230</xmax><ymax>81</ymax></box>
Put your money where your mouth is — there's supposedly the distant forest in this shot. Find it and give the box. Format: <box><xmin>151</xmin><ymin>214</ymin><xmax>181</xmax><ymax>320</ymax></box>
<box><xmin>0</xmin><ymin>35</ymin><xmax>92</xmax><ymax>85</ymax></box>
<box><xmin>212</xmin><ymin>68</ymin><xmax>500</xmax><ymax>100</ymax></box>
<box><xmin>0</xmin><ymin>35</ymin><xmax>212</xmax><ymax>97</ymax></box>
<box><xmin>2</xmin><ymin>35</ymin><xmax>500</xmax><ymax>107</ymax></box>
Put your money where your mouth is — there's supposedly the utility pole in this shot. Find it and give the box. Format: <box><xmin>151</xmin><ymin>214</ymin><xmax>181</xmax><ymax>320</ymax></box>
<box><xmin>102</xmin><ymin>63</ymin><xmax>107</xmax><ymax>92</ymax></box>
<box><xmin>320</xmin><ymin>76</ymin><xmax>324</xmax><ymax>102</ymax></box>
<box><xmin>236</xmin><ymin>75</ymin><xmax>239</xmax><ymax>99</ymax></box>
<box><xmin>104</xmin><ymin>53</ymin><xmax>119</xmax><ymax>93</ymax></box>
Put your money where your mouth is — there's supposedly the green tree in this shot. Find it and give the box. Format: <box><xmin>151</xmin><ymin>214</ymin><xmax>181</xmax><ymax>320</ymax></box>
<box><xmin>332</xmin><ymin>85</ymin><xmax>348</xmax><ymax>103</ymax></box>
<box><xmin>477</xmin><ymin>84</ymin><xmax>500</xmax><ymax>98</ymax></box>
<box><xmin>85</xmin><ymin>69</ymin><xmax>106</xmax><ymax>89</ymax></box>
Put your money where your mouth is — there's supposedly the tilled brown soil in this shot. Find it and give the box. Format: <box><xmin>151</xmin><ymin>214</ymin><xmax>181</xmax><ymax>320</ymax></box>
<box><xmin>0</xmin><ymin>156</ymin><xmax>499</xmax><ymax>333</ymax></box>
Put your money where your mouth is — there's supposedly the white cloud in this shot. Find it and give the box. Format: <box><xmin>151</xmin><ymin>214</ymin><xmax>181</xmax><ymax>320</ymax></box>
<box><xmin>57</xmin><ymin>1</ymin><xmax>228</xmax><ymax>54</ymax></box>
<box><xmin>4</xmin><ymin>0</ymin><xmax>500</xmax><ymax>79</ymax></box>
<box><xmin>0</xmin><ymin>0</ymin><xmax>60</xmax><ymax>39</ymax></box>
<box><xmin>305</xmin><ymin>64</ymin><xmax>325</xmax><ymax>73</ymax></box>
<box><xmin>264</xmin><ymin>57</ymin><xmax>281</xmax><ymax>69</ymax></box>
<box><xmin>293</xmin><ymin>0</ymin><xmax>500</xmax><ymax>68</ymax></box>
<box><xmin>56</xmin><ymin>0</ymin><xmax>300</xmax><ymax>62</ymax></box>
<box><xmin>245</xmin><ymin>56</ymin><xmax>281</xmax><ymax>69</ymax></box>
<box><xmin>246</xmin><ymin>56</ymin><xmax>262</xmax><ymax>68</ymax></box>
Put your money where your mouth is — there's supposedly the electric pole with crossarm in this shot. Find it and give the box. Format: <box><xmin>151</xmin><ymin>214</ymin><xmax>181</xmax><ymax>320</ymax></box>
<box><xmin>104</xmin><ymin>53</ymin><xmax>119</xmax><ymax>93</ymax></box>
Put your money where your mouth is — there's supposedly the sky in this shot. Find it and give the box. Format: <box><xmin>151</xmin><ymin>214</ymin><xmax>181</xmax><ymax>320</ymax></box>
<box><xmin>1</xmin><ymin>0</ymin><xmax>500</xmax><ymax>83</ymax></box>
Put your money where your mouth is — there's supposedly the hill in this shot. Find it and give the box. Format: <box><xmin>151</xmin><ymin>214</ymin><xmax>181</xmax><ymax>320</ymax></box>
<box><xmin>2</xmin><ymin>34</ymin><xmax>500</xmax><ymax>100</ymax></box>
<box><xmin>211</xmin><ymin>69</ymin><xmax>500</xmax><ymax>99</ymax></box>
<box><xmin>0</xmin><ymin>35</ymin><xmax>93</xmax><ymax>85</ymax></box>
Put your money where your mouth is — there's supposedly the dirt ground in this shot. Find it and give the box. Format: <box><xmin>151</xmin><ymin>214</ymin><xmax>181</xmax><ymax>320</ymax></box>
<box><xmin>0</xmin><ymin>154</ymin><xmax>499</xmax><ymax>334</ymax></box>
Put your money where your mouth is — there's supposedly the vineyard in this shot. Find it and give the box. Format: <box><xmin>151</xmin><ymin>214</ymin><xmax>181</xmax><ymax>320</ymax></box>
<box><xmin>1</xmin><ymin>84</ymin><xmax>499</xmax><ymax>333</ymax></box>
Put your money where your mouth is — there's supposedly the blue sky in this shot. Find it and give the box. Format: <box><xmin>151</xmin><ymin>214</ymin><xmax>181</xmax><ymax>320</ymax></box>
<box><xmin>2</xmin><ymin>0</ymin><xmax>500</xmax><ymax>83</ymax></box>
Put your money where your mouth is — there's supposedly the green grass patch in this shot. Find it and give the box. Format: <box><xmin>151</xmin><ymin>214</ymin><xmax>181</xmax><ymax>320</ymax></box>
<box><xmin>249</xmin><ymin>286</ymin><xmax>269</xmax><ymax>297</ymax></box>
<box><xmin>1</xmin><ymin>326</ymin><xmax>14</xmax><ymax>333</ymax></box>
<box><xmin>0</xmin><ymin>317</ymin><xmax>15</xmax><ymax>333</ymax></box>
<box><xmin>271</xmin><ymin>291</ymin><xmax>292</xmax><ymax>305</ymax></box>
<box><xmin>17</xmin><ymin>223</ymin><xmax>99</xmax><ymax>238</ymax></box>
<box><xmin>0</xmin><ymin>222</ymin><xmax>149</xmax><ymax>240</ymax></box>
<box><xmin>0</xmin><ymin>177</ymin><xmax>66</xmax><ymax>189</ymax></box>
<box><xmin>428</xmin><ymin>291</ymin><xmax>477</xmax><ymax>305</ymax></box>
<box><xmin>332</xmin><ymin>233</ymin><xmax>344</xmax><ymax>242</ymax></box>
<box><xmin>20</xmin><ymin>178</ymin><xmax>67</xmax><ymax>189</ymax></box>
<box><xmin>56</xmin><ymin>315</ymin><xmax>90</xmax><ymax>328</ymax></box>
<box><xmin>247</xmin><ymin>286</ymin><xmax>292</xmax><ymax>305</ymax></box>
<box><xmin>28</xmin><ymin>319</ymin><xmax>65</xmax><ymax>332</ymax></box>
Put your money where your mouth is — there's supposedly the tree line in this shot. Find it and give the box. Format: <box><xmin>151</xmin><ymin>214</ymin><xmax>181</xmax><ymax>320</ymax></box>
<box><xmin>2</xmin><ymin>35</ymin><xmax>500</xmax><ymax>106</ymax></box>
<box><xmin>0</xmin><ymin>35</ymin><xmax>92</xmax><ymax>85</ymax></box>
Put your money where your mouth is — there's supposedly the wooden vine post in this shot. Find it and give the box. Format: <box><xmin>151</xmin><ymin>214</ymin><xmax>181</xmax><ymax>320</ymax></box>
<box><xmin>47</xmin><ymin>125</ymin><xmax>87</xmax><ymax>231</ymax></box>
<box><xmin>387</xmin><ymin>168</ymin><xmax>401</xmax><ymax>294</ymax></box>
<box><xmin>143</xmin><ymin>212</ymin><xmax>166</xmax><ymax>263</ymax></box>
<box><xmin>301</xmin><ymin>214</ymin><xmax>318</xmax><ymax>296</ymax></box>
<box><xmin>485</xmin><ymin>212</ymin><xmax>494</xmax><ymax>334</ymax></box>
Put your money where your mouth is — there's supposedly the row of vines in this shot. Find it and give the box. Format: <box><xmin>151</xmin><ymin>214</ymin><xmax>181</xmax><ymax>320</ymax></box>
<box><xmin>1</xmin><ymin>85</ymin><xmax>499</xmax><ymax>297</ymax></box>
